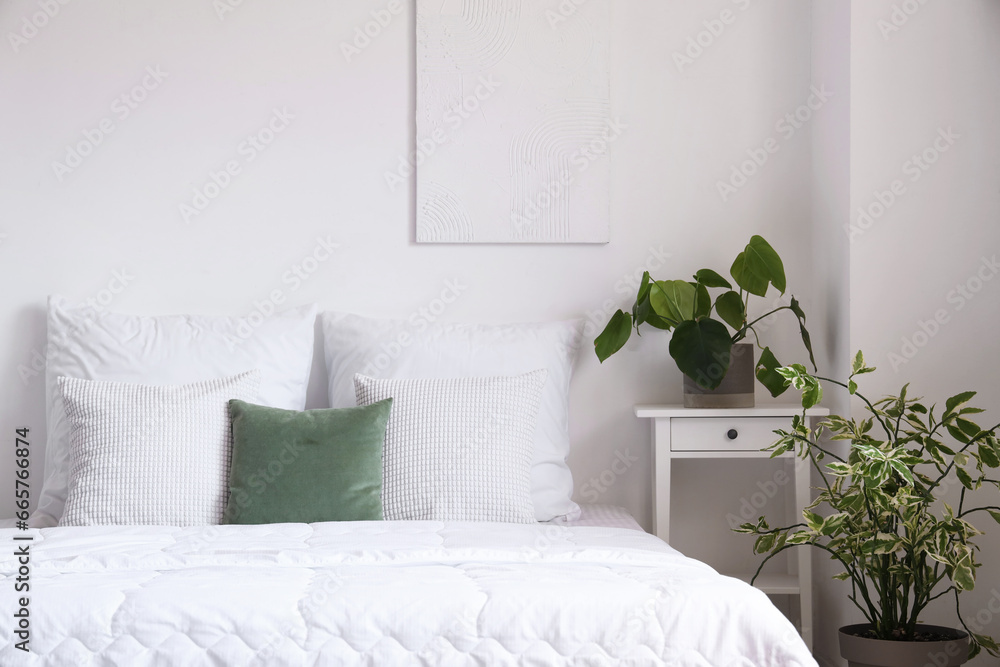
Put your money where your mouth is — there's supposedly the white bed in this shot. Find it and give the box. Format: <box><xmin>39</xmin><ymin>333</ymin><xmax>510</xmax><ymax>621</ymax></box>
<box><xmin>10</xmin><ymin>304</ymin><xmax>818</xmax><ymax>665</ymax></box>
<box><xmin>0</xmin><ymin>507</ymin><xmax>816</xmax><ymax>666</ymax></box>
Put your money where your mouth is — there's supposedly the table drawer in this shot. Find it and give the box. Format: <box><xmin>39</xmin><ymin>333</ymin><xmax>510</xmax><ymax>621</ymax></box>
<box><xmin>670</xmin><ymin>417</ymin><xmax>789</xmax><ymax>452</ymax></box>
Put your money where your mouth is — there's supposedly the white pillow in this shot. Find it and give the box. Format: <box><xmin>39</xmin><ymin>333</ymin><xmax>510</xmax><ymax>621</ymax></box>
<box><xmin>59</xmin><ymin>371</ymin><xmax>261</xmax><ymax>527</ymax></box>
<box><xmin>355</xmin><ymin>370</ymin><xmax>546</xmax><ymax>523</ymax></box>
<box><xmin>322</xmin><ymin>312</ymin><xmax>583</xmax><ymax>522</ymax></box>
<box><xmin>36</xmin><ymin>297</ymin><xmax>317</xmax><ymax>526</ymax></box>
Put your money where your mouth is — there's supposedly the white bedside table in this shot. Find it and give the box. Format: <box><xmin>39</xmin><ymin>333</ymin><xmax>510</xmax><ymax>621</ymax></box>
<box><xmin>634</xmin><ymin>404</ymin><xmax>829</xmax><ymax>651</ymax></box>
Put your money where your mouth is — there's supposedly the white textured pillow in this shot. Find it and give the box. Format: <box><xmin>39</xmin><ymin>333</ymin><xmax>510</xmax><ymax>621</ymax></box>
<box><xmin>323</xmin><ymin>312</ymin><xmax>583</xmax><ymax>522</ymax></box>
<box><xmin>354</xmin><ymin>370</ymin><xmax>546</xmax><ymax>524</ymax></box>
<box><xmin>36</xmin><ymin>297</ymin><xmax>317</xmax><ymax>526</ymax></box>
<box><xmin>59</xmin><ymin>371</ymin><xmax>261</xmax><ymax>527</ymax></box>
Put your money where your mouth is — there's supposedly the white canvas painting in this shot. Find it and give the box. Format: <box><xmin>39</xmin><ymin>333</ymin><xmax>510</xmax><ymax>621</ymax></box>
<box><xmin>416</xmin><ymin>0</ymin><xmax>612</xmax><ymax>244</ymax></box>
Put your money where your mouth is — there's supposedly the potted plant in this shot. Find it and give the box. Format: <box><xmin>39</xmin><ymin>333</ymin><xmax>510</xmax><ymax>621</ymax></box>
<box><xmin>736</xmin><ymin>352</ymin><xmax>1000</xmax><ymax>665</ymax></box>
<box><xmin>594</xmin><ymin>235</ymin><xmax>816</xmax><ymax>407</ymax></box>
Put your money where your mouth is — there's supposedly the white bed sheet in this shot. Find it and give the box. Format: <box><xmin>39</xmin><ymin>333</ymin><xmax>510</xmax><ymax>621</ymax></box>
<box><xmin>556</xmin><ymin>503</ymin><xmax>644</xmax><ymax>531</ymax></box>
<box><xmin>0</xmin><ymin>518</ymin><xmax>816</xmax><ymax>666</ymax></box>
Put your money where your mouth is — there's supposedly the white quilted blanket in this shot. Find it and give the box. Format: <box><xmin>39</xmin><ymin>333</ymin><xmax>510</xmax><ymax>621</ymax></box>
<box><xmin>0</xmin><ymin>521</ymin><xmax>817</xmax><ymax>666</ymax></box>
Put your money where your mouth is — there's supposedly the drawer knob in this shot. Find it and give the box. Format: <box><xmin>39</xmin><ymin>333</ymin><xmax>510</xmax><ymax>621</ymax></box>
<box><xmin>727</xmin><ymin>429</ymin><xmax>739</xmax><ymax>440</ymax></box>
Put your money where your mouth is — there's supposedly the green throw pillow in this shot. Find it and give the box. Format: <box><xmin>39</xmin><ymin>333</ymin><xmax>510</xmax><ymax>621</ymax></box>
<box><xmin>224</xmin><ymin>398</ymin><xmax>392</xmax><ymax>524</ymax></box>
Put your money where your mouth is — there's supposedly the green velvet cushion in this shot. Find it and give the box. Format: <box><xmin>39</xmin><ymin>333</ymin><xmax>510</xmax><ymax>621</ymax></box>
<box><xmin>224</xmin><ymin>398</ymin><xmax>392</xmax><ymax>524</ymax></box>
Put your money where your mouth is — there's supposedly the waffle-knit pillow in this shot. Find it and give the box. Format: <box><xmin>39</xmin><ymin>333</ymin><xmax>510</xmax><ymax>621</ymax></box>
<box><xmin>58</xmin><ymin>371</ymin><xmax>260</xmax><ymax>526</ymax></box>
<box><xmin>354</xmin><ymin>370</ymin><xmax>546</xmax><ymax>523</ymax></box>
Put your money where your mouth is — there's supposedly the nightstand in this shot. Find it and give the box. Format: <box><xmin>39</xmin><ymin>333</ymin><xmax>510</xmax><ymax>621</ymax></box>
<box><xmin>634</xmin><ymin>404</ymin><xmax>829</xmax><ymax>651</ymax></box>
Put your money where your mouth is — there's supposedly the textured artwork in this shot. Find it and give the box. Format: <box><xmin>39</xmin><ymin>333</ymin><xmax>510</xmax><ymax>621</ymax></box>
<box><xmin>415</xmin><ymin>0</ymin><xmax>612</xmax><ymax>244</ymax></box>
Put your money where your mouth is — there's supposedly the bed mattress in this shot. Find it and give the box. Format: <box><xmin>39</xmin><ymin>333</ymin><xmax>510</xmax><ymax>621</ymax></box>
<box><xmin>0</xmin><ymin>514</ymin><xmax>816</xmax><ymax>666</ymax></box>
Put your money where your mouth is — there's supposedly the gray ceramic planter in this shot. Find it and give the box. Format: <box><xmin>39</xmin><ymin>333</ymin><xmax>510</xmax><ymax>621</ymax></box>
<box><xmin>682</xmin><ymin>342</ymin><xmax>755</xmax><ymax>408</ymax></box>
<box><xmin>839</xmin><ymin>624</ymin><xmax>970</xmax><ymax>667</ymax></box>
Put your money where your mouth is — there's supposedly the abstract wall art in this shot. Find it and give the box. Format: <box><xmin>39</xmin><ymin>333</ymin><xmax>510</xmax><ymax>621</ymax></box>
<box><xmin>415</xmin><ymin>0</ymin><xmax>612</xmax><ymax>244</ymax></box>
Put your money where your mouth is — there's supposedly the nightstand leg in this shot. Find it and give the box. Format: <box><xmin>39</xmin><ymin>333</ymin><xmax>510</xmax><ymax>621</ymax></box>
<box><xmin>652</xmin><ymin>418</ymin><xmax>671</xmax><ymax>542</ymax></box>
<box><xmin>794</xmin><ymin>454</ymin><xmax>813</xmax><ymax>651</ymax></box>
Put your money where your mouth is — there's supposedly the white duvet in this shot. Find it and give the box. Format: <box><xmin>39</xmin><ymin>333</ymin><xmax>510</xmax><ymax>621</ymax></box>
<box><xmin>0</xmin><ymin>521</ymin><xmax>816</xmax><ymax>666</ymax></box>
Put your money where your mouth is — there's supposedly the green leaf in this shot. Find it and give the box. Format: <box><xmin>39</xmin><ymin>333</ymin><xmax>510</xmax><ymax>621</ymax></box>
<box><xmin>694</xmin><ymin>268</ymin><xmax>732</xmax><ymax>289</ymax></box>
<box><xmin>945</xmin><ymin>391</ymin><xmax>977</xmax><ymax>416</ymax></box>
<box><xmin>803</xmin><ymin>510</ymin><xmax>823</xmax><ymax>531</ymax></box>
<box><xmin>953</xmin><ymin>563</ymin><xmax>975</xmax><ymax>591</ymax></box>
<box><xmin>730</xmin><ymin>235</ymin><xmax>787</xmax><ymax>297</ymax></box>
<box><xmin>889</xmin><ymin>460</ymin><xmax>915</xmax><ymax>486</ymax></box>
<box><xmin>775</xmin><ymin>364</ymin><xmax>823</xmax><ymax>408</ymax></box>
<box><xmin>957</xmin><ymin>418</ymin><xmax>982</xmax><ymax>438</ymax></box>
<box><xmin>755</xmin><ymin>347</ymin><xmax>789</xmax><ymax>398</ymax></box>
<box><xmin>788</xmin><ymin>296</ymin><xmax>817</xmax><ymax>371</ymax></box>
<box><xmin>802</xmin><ymin>377</ymin><xmax>823</xmax><ymax>409</ymax></box>
<box><xmin>636</xmin><ymin>271</ymin><xmax>652</xmax><ymax>303</ymax></box>
<box><xmin>754</xmin><ymin>533</ymin><xmax>777</xmax><ymax>554</ymax></box>
<box><xmin>650</xmin><ymin>280</ymin><xmax>697</xmax><ymax>323</ymax></box>
<box><xmin>976</xmin><ymin>633</ymin><xmax>999</xmax><ymax>652</ymax></box>
<box><xmin>595</xmin><ymin>310</ymin><xmax>632</xmax><ymax>363</ymax></box>
<box><xmin>786</xmin><ymin>531</ymin><xmax>812</xmax><ymax>545</ymax></box>
<box><xmin>864</xmin><ymin>534</ymin><xmax>903</xmax><ymax>555</ymax></box>
<box><xmin>693</xmin><ymin>283</ymin><xmax>712</xmax><ymax>319</ymax></box>
<box><xmin>819</xmin><ymin>513</ymin><xmax>849</xmax><ymax>536</ymax></box>
<box><xmin>851</xmin><ymin>350</ymin><xmax>865</xmax><ymax>375</ymax></box>
<box><xmin>632</xmin><ymin>273</ymin><xmax>655</xmax><ymax>329</ymax></box>
<box><xmin>715</xmin><ymin>291</ymin><xmax>746</xmax><ymax>331</ymax></box>
<box><xmin>668</xmin><ymin>319</ymin><xmax>734</xmax><ymax>390</ymax></box>
<box><xmin>826</xmin><ymin>462</ymin><xmax>852</xmax><ymax>476</ymax></box>
<box><xmin>979</xmin><ymin>443</ymin><xmax>1000</xmax><ymax>469</ymax></box>
<box><xmin>946</xmin><ymin>424</ymin><xmax>971</xmax><ymax>445</ymax></box>
<box><xmin>988</xmin><ymin>510</ymin><xmax>1000</xmax><ymax>525</ymax></box>
<box><xmin>956</xmin><ymin>466</ymin><xmax>975</xmax><ymax>490</ymax></box>
<box><xmin>848</xmin><ymin>380</ymin><xmax>858</xmax><ymax>395</ymax></box>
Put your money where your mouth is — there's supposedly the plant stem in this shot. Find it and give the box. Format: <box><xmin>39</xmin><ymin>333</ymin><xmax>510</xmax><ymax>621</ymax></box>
<box><xmin>958</xmin><ymin>505</ymin><xmax>1000</xmax><ymax>519</ymax></box>
<box><xmin>736</xmin><ymin>306</ymin><xmax>790</xmax><ymax>340</ymax></box>
<box><xmin>929</xmin><ymin>422</ymin><xmax>1000</xmax><ymax>492</ymax></box>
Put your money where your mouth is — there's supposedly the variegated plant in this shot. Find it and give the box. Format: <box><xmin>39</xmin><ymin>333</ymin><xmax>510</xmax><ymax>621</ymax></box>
<box><xmin>736</xmin><ymin>352</ymin><xmax>1000</xmax><ymax>658</ymax></box>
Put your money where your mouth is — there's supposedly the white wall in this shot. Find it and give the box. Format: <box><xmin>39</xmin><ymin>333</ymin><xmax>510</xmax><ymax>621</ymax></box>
<box><xmin>10</xmin><ymin>0</ymin><xmax>998</xmax><ymax>662</ymax></box>
<box><xmin>842</xmin><ymin>1</ymin><xmax>1000</xmax><ymax>666</ymax></box>
<box><xmin>0</xmin><ymin>0</ymin><xmax>819</xmax><ymax>541</ymax></box>
<box><xmin>809</xmin><ymin>1</ymin><xmax>853</xmax><ymax>662</ymax></box>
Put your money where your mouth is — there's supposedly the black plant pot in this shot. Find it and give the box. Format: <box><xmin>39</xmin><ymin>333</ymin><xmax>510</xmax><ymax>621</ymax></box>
<box><xmin>839</xmin><ymin>624</ymin><xmax>970</xmax><ymax>667</ymax></box>
<box><xmin>682</xmin><ymin>342</ymin><xmax>755</xmax><ymax>408</ymax></box>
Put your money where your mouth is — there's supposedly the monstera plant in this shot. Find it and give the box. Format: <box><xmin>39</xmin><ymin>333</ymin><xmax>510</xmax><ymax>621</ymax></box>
<box><xmin>594</xmin><ymin>235</ymin><xmax>816</xmax><ymax>395</ymax></box>
<box><xmin>738</xmin><ymin>353</ymin><xmax>1000</xmax><ymax>663</ymax></box>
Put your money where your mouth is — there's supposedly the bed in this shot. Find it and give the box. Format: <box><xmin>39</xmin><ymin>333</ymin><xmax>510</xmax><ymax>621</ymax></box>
<box><xmin>2</xmin><ymin>301</ymin><xmax>819</xmax><ymax>666</ymax></box>
<box><xmin>0</xmin><ymin>506</ymin><xmax>815</xmax><ymax>666</ymax></box>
